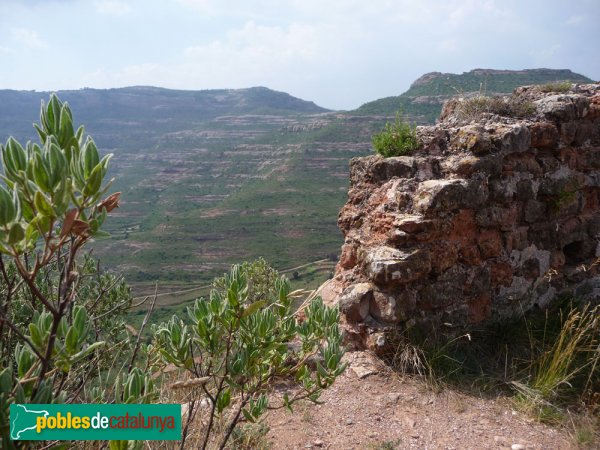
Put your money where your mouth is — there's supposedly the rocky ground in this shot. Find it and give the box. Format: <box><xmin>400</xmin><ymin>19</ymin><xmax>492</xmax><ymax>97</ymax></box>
<box><xmin>265</xmin><ymin>351</ymin><xmax>581</xmax><ymax>450</ymax></box>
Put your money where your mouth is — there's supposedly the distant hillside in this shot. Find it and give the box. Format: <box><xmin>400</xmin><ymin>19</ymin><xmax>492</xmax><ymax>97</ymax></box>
<box><xmin>0</xmin><ymin>86</ymin><xmax>329</xmax><ymax>142</ymax></box>
<box><xmin>0</xmin><ymin>86</ymin><xmax>365</xmax><ymax>295</ymax></box>
<box><xmin>355</xmin><ymin>68</ymin><xmax>593</xmax><ymax>122</ymax></box>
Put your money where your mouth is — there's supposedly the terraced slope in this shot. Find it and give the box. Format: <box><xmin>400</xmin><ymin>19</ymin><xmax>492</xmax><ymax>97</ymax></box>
<box><xmin>0</xmin><ymin>87</ymin><xmax>382</xmax><ymax>294</ymax></box>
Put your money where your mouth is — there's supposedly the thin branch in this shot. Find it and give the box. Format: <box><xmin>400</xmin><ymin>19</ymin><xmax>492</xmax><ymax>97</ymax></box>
<box><xmin>127</xmin><ymin>283</ymin><xmax>158</xmax><ymax>374</ymax></box>
<box><xmin>0</xmin><ymin>313</ymin><xmax>45</xmax><ymax>360</ymax></box>
<box><xmin>13</xmin><ymin>257</ymin><xmax>58</xmax><ymax>315</ymax></box>
<box><xmin>179</xmin><ymin>400</ymin><xmax>196</xmax><ymax>450</ymax></box>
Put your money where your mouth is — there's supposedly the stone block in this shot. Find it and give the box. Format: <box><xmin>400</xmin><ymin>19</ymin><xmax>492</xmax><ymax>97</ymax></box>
<box><xmin>560</xmin><ymin>121</ymin><xmax>578</xmax><ymax>146</ymax></box>
<box><xmin>339</xmin><ymin>242</ymin><xmax>358</xmax><ymax>269</ymax></box>
<box><xmin>466</xmin><ymin>265</ymin><xmax>491</xmax><ymax>295</ymax></box>
<box><xmin>503</xmin><ymin>226</ymin><xmax>529</xmax><ymax>252</ymax></box>
<box><xmin>415</xmin><ymin>179</ymin><xmax>487</xmax><ymax>213</ymax></box>
<box><xmin>523</xmin><ymin>200</ymin><xmax>546</xmax><ymax>223</ymax></box>
<box><xmin>451</xmin><ymin>125</ymin><xmax>492</xmax><ymax>155</ymax></box>
<box><xmin>369</xmin><ymin>156</ymin><xmax>416</xmax><ymax>182</ymax></box>
<box><xmin>536</xmin><ymin>95</ymin><xmax>581</xmax><ymax>122</ymax></box>
<box><xmin>441</xmin><ymin>154</ymin><xmax>503</xmax><ymax>177</ymax></box>
<box><xmin>459</xmin><ymin>243</ymin><xmax>482</xmax><ymax>265</ymax></box>
<box><xmin>339</xmin><ymin>283</ymin><xmax>373</xmax><ymax>323</ymax></box>
<box><xmin>364</xmin><ymin>246</ymin><xmax>431</xmax><ymax>285</ymax></box>
<box><xmin>414</xmin><ymin>157</ymin><xmax>441</xmax><ymax>181</ymax></box>
<box><xmin>589</xmin><ymin>148</ymin><xmax>600</xmax><ymax>169</ymax></box>
<box><xmin>475</xmin><ymin>205</ymin><xmax>518</xmax><ymax>231</ymax></box>
<box><xmin>516</xmin><ymin>179</ymin><xmax>536</xmax><ymax>202</ymax></box>
<box><xmin>493</xmin><ymin>124</ymin><xmax>531</xmax><ymax>153</ymax></box>
<box><xmin>574</xmin><ymin>120</ymin><xmax>595</xmax><ymax>146</ymax></box>
<box><xmin>490</xmin><ymin>261</ymin><xmax>513</xmax><ymax>287</ymax></box>
<box><xmin>530</xmin><ymin>122</ymin><xmax>559</xmax><ymax>149</ymax></box>
<box><xmin>369</xmin><ymin>288</ymin><xmax>416</xmax><ymax>322</ymax></box>
<box><xmin>503</xmin><ymin>153</ymin><xmax>543</xmax><ymax>176</ymax></box>
<box><xmin>478</xmin><ymin>229</ymin><xmax>503</xmax><ymax>258</ymax></box>
<box><xmin>429</xmin><ymin>240</ymin><xmax>459</xmax><ymax>274</ymax></box>
<box><xmin>417</xmin><ymin>276</ymin><xmax>466</xmax><ymax>312</ymax></box>
<box><xmin>528</xmin><ymin>222</ymin><xmax>558</xmax><ymax>249</ymax></box>
<box><xmin>535</xmin><ymin>155</ymin><xmax>561</xmax><ymax>173</ymax></box>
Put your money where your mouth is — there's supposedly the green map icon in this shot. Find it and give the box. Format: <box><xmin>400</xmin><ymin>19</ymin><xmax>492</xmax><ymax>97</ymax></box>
<box><xmin>10</xmin><ymin>404</ymin><xmax>49</xmax><ymax>440</ymax></box>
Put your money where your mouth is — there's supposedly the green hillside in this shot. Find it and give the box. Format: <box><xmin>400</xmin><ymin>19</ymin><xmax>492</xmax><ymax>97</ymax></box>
<box><xmin>0</xmin><ymin>87</ymin><xmax>378</xmax><ymax>297</ymax></box>
<box><xmin>355</xmin><ymin>68</ymin><xmax>593</xmax><ymax>120</ymax></box>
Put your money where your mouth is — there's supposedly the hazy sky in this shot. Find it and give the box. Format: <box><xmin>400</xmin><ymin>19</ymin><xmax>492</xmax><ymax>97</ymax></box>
<box><xmin>0</xmin><ymin>0</ymin><xmax>598</xmax><ymax>110</ymax></box>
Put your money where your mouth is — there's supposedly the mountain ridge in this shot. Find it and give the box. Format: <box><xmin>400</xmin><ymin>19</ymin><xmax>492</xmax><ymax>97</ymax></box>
<box><xmin>355</xmin><ymin>68</ymin><xmax>593</xmax><ymax>121</ymax></box>
<box><xmin>0</xmin><ymin>85</ymin><xmax>329</xmax><ymax>142</ymax></box>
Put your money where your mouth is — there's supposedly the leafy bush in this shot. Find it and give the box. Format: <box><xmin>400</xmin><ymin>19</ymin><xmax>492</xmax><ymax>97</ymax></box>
<box><xmin>0</xmin><ymin>95</ymin><xmax>150</xmax><ymax>449</ymax></box>
<box><xmin>372</xmin><ymin>114</ymin><xmax>419</xmax><ymax>157</ymax></box>
<box><xmin>153</xmin><ymin>263</ymin><xmax>346</xmax><ymax>449</ymax></box>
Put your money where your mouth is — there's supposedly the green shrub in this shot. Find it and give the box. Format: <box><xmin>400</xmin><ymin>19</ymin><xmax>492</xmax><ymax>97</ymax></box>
<box><xmin>152</xmin><ymin>263</ymin><xmax>346</xmax><ymax>449</ymax></box>
<box><xmin>372</xmin><ymin>114</ymin><xmax>419</xmax><ymax>157</ymax></box>
<box><xmin>539</xmin><ymin>81</ymin><xmax>572</xmax><ymax>93</ymax></box>
<box><xmin>0</xmin><ymin>95</ymin><xmax>150</xmax><ymax>450</ymax></box>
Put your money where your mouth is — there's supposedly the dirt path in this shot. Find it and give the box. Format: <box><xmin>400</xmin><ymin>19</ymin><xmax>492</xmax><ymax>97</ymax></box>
<box><xmin>265</xmin><ymin>351</ymin><xmax>574</xmax><ymax>450</ymax></box>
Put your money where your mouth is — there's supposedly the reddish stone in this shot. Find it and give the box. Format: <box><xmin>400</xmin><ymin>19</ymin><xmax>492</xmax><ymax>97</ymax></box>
<box><xmin>468</xmin><ymin>294</ymin><xmax>492</xmax><ymax>324</ymax></box>
<box><xmin>367</xmin><ymin>212</ymin><xmax>395</xmax><ymax>244</ymax></box>
<box><xmin>430</xmin><ymin>241</ymin><xmax>458</xmax><ymax>274</ymax></box>
<box><xmin>503</xmin><ymin>153</ymin><xmax>543</xmax><ymax>176</ymax></box>
<box><xmin>459</xmin><ymin>244</ymin><xmax>482</xmax><ymax>265</ymax></box>
<box><xmin>557</xmin><ymin>147</ymin><xmax>586</xmax><ymax>170</ymax></box>
<box><xmin>530</xmin><ymin>122</ymin><xmax>559</xmax><ymax>149</ymax></box>
<box><xmin>587</xmin><ymin>95</ymin><xmax>600</xmax><ymax>119</ymax></box>
<box><xmin>478</xmin><ymin>230</ymin><xmax>503</xmax><ymax>258</ymax></box>
<box><xmin>448</xmin><ymin>210</ymin><xmax>478</xmax><ymax>242</ymax></box>
<box><xmin>560</xmin><ymin>121</ymin><xmax>577</xmax><ymax>146</ymax></box>
<box><xmin>339</xmin><ymin>243</ymin><xmax>358</xmax><ymax>269</ymax></box>
<box><xmin>490</xmin><ymin>261</ymin><xmax>513</xmax><ymax>287</ymax></box>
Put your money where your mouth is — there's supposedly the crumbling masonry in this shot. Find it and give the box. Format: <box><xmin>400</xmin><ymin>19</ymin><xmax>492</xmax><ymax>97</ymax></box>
<box><xmin>319</xmin><ymin>83</ymin><xmax>600</xmax><ymax>350</ymax></box>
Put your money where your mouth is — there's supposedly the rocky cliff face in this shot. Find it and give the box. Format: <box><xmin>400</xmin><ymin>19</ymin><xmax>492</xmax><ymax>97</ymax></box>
<box><xmin>321</xmin><ymin>83</ymin><xmax>600</xmax><ymax>351</ymax></box>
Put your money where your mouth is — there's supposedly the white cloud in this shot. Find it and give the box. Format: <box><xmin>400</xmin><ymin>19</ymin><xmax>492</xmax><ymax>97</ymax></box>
<box><xmin>78</xmin><ymin>20</ymin><xmax>348</xmax><ymax>104</ymax></box>
<box><xmin>184</xmin><ymin>21</ymin><xmax>325</xmax><ymax>68</ymax></box>
<box><xmin>94</xmin><ymin>0</ymin><xmax>131</xmax><ymax>16</ymax></box>
<box><xmin>11</xmin><ymin>28</ymin><xmax>47</xmax><ymax>49</ymax></box>
<box><xmin>0</xmin><ymin>45</ymin><xmax>16</xmax><ymax>54</ymax></box>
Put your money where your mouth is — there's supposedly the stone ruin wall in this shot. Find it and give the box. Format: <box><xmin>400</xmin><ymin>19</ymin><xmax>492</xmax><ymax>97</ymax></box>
<box><xmin>319</xmin><ymin>83</ymin><xmax>600</xmax><ymax>351</ymax></box>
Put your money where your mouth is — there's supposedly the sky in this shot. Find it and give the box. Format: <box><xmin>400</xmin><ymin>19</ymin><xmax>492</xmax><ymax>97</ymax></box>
<box><xmin>0</xmin><ymin>0</ymin><xmax>598</xmax><ymax>110</ymax></box>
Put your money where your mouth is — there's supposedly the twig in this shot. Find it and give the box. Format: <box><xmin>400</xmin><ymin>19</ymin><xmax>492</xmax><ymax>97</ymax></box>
<box><xmin>127</xmin><ymin>283</ymin><xmax>158</xmax><ymax>374</ymax></box>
